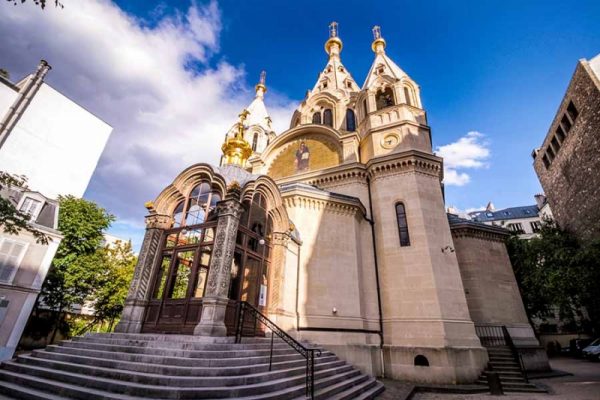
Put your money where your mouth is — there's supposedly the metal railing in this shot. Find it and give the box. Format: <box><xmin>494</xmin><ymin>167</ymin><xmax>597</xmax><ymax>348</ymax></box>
<box><xmin>475</xmin><ymin>324</ymin><xmax>528</xmax><ymax>383</ymax></box>
<box><xmin>235</xmin><ymin>301</ymin><xmax>322</xmax><ymax>399</ymax></box>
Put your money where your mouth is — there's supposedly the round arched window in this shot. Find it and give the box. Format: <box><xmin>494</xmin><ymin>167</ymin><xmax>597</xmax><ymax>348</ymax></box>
<box><xmin>171</xmin><ymin>182</ymin><xmax>221</xmax><ymax>227</ymax></box>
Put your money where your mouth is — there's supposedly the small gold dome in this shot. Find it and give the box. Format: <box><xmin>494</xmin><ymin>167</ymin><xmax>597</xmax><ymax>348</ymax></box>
<box><xmin>221</xmin><ymin>109</ymin><xmax>253</xmax><ymax>167</ymax></box>
<box><xmin>371</xmin><ymin>37</ymin><xmax>386</xmax><ymax>53</ymax></box>
<box><xmin>325</xmin><ymin>36</ymin><xmax>343</xmax><ymax>54</ymax></box>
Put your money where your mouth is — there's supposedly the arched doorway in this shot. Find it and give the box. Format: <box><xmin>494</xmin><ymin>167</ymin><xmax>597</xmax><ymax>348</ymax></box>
<box><xmin>141</xmin><ymin>186</ymin><xmax>272</xmax><ymax>335</ymax></box>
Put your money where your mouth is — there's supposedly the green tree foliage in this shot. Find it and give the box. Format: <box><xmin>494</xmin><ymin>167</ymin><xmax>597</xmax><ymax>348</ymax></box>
<box><xmin>6</xmin><ymin>0</ymin><xmax>63</xmax><ymax>9</ymax></box>
<box><xmin>507</xmin><ymin>222</ymin><xmax>600</xmax><ymax>333</ymax></box>
<box><xmin>39</xmin><ymin>196</ymin><xmax>114</xmax><ymax>339</ymax></box>
<box><xmin>91</xmin><ymin>240</ymin><xmax>137</xmax><ymax>330</ymax></box>
<box><xmin>0</xmin><ymin>171</ymin><xmax>50</xmax><ymax>244</ymax></box>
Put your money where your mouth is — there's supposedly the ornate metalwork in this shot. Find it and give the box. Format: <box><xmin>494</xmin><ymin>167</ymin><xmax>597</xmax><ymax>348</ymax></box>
<box><xmin>235</xmin><ymin>301</ymin><xmax>321</xmax><ymax>399</ymax></box>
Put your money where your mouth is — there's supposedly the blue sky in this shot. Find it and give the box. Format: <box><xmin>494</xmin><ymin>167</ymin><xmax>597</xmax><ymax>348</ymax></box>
<box><xmin>2</xmin><ymin>0</ymin><xmax>599</xmax><ymax>251</ymax></box>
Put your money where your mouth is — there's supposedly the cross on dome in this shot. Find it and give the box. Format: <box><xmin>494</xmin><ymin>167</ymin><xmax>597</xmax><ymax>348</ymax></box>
<box><xmin>329</xmin><ymin>21</ymin><xmax>339</xmax><ymax>38</ymax></box>
<box><xmin>372</xmin><ymin>25</ymin><xmax>381</xmax><ymax>40</ymax></box>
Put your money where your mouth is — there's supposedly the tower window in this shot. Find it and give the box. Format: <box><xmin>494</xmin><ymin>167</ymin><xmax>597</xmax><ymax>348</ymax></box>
<box><xmin>322</xmin><ymin>81</ymin><xmax>328</xmax><ymax>89</ymax></box>
<box><xmin>323</xmin><ymin>109</ymin><xmax>333</xmax><ymax>127</ymax></box>
<box><xmin>403</xmin><ymin>86</ymin><xmax>413</xmax><ymax>106</ymax></box>
<box><xmin>395</xmin><ymin>202</ymin><xmax>410</xmax><ymax>247</ymax></box>
<box><xmin>542</xmin><ymin>153</ymin><xmax>550</xmax><ymax>169</ymax></box>
<box><xmin>363</xmin><ymin>99</ymin><xmax>368</xmax><ymax>117</ymax></box>
<box><xmin>376</xmin><ymin>87</ymin><xmax>395</xmax><ymax>110</ymax></box>
<box><xmin>312</xmin><ymin>112</ymin><xmax>321</xmax><ymax>124</ymax></box>
<box><xmin>567</xmin><ymin>101</ymin><xmax>578</xmax><ymax>122</ymax></box>
<box><xmin>560</xmin><ymin>115</ymin><xmax>571</xmax><ymax>133</ymax></box>
<box><xmin>346</xmin><ymin>109</ymin><xmax>356</xmax><ymax>131</ymax></box>
<box><xmin>555</xmin><ymin>125</ymin><xmax>566</xmax><ymax>143</ymax></box>
<box><xmin>252</xmin><ymin>132</ymin><xmax>259</xmax><ymax>152</ymax></box>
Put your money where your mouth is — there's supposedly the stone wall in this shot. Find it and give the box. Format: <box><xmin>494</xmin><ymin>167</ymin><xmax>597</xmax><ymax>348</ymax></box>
<box><xmin>533</xmin><ymin>59</ymin><xmax>600</xmax><ymax>241</ymax></box>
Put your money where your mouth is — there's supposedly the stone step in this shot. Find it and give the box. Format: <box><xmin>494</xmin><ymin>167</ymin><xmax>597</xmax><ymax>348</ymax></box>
<box><xmin>31</xmin><ymin>347</ymin><xmax>339</xmax><ymax>377</ymax></box>
<box><xmin>73</xmin><ymin>335</ymin><xmax>292</xmax><ymax>351</ymax></box>
<box><xmin>44</xmin><ymin>343</ymin><xmax>315</xmax><ymax>368</ymax></box>
<box><xmin>0</xmin><ymin>379</ymin><xmax>71</xmax><ymax>400</ymax></box>
<box><xmin>11</xmin><ymin>354</ymin><xmax>346</xmax><ymax>387</ymax></box>
<box><xmin>315</xmin><ymin>376</ymin><xmax>380</xmax><ymax>400</ymax></box>
<box><xmin>85</xmin><ymin>332</ymin><xmax>282</xmax><ymax>345</ymax></box>
<box><xmin>350</xmin><ymin>381</ymin><xmax>386</xmax><ymax>400</ymax></box>
<box><xmin>58</xmin><ymin>340</ymin><xmax>301</xmax><ymax>359</ymax></box>
<box><xmin>0</xmin><ymin>359</ymin><xmax>358</xmax><ymax>398</ymax></box>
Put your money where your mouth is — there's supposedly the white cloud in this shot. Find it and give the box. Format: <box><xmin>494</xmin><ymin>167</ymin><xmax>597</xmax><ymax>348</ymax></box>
<box><xmin>0</xmin><ymin>0</ymin><xmax>296</xmax><ymax>248</ymax></box>
<box><xmin>436</xmin><ymin>131</ymin><xmax>490</xmax><ymax>186</ymax></box>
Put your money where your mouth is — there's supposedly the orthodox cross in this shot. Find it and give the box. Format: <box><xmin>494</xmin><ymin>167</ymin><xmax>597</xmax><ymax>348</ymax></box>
<box><xmin>372</xmin><ymin>25</ymin><xmax>382</xmax><ymax>40</ymax></box>
<box><xmin>259</xmin><ymin>70</ymin><xmax>266</xmax><ymax>85</ymax></box>
<box><xmin>237</xmin><ymin>109</ymin><xmax>249</xmax><ymax>138</ymax></box>
<box><xmin>329</xmin><ymin>21</ymin><xmax>338</xmax><ymax>38</ymax></box>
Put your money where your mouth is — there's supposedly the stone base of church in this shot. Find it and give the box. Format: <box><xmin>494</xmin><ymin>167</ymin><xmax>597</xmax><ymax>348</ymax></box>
<box><xmin>115</xmin><ymin>300</ymin><xmax>147</xmax><ymax>333</ymax></box>
<box><xmin>382</xmin><ymin>345</ymin><xmax>488</xmax><ymax>384</ymax></box>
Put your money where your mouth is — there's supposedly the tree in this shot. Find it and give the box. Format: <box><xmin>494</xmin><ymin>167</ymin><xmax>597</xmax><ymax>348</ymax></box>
<box><xmin>91</xmin><ymin>240</ymin><xmax>136</xmax><ymax>331</ymax></box>
<box><xmin>507</xmin><ymin>222</ymin><xmax>600</xmax><ymax>334</ymax></box>
<box><xmin>39</xmin><ymin>195</ymin><xmax>114</xmax><ymax>341</ymax></box>
<box><xmin>6</xmin><ymin>0</ymin><xmax>63</xmax><ymax>9</ymax></box>
<box><xmin>0</xmin><ymin>171</ymin><xmax>50</xmax><ymax>244</ymax></box>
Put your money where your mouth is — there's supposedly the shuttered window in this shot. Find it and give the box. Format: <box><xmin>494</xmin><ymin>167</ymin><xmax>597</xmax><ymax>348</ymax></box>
<box><xmin>0</xmin><ymin>239</ymin><xmax>28</xmax><ymax>283</ymax></box>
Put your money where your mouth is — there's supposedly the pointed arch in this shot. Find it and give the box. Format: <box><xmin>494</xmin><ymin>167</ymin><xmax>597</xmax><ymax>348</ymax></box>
<box><xmin>345</xmin><ymin>109</ymin><xmax>356</xmax><ymax>131</ymax></box>
<box><xmin>312</xmin><ymin>112</ymin><xmax>321</xmax><ymax>124</ymax></box>
<box><xmin>252</xmin><ymin>132</ymin><xmax>259</xmax><ymax>151</ymax></box>
<box><xmin>323</xmin><ymin>109</ymin><xmax>333</xmax><ymax>127</ymax></box>
<box><xmin>376</xmin><ymin>87</ymin><xmax>395</xmax><ymax>110</ymax></box>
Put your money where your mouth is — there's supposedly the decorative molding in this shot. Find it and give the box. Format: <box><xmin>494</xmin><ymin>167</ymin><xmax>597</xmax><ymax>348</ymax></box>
<box><xmin>366</xmin><ymin>150</ymin><xmax>442</xmax><ymax>181</ymax></box>
<box><xmin>145</xmin><ymin>214</ymin><xmax>172</xmax><ymax>230</ymax></box>
<box><xmin>126</xmin><ymin>228</ymin><xmax>162</xmax><ymax>301</ymax></box>
<box><xmin>282</xmin><ymin>195</ymin><xmax>364</xmax><ymax>217</ymax></box>
<box><xmin>450</xmin><ymin>223</ymin><xmax>509</xmax><ymax>242</ymax></box>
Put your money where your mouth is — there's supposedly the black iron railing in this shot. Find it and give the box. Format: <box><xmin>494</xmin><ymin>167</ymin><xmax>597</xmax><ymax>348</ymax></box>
<box><xmin>475</xmin><ymin>324</ymin><xmax>528</xmax><ymax>383</ymax></box>
<box><xmin>235</xmin><ymin>301</ymin><xmax>322</xmax><ymax>399</ymax></box>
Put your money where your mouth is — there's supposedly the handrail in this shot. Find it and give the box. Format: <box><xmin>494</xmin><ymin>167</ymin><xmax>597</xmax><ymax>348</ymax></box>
<box><xmin>235</xmin><ymin>301</ymin><xmax>322</xmax><ymax>399</ymax></box>
<box><xmin>501</xmin><ymin>326</ymin><xmax>528</xmax><ymax>383</ymax></box>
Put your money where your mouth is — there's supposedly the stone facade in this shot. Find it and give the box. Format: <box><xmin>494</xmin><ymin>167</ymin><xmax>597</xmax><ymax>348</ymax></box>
<box><xmin>533</xmin><ymin>55</ymin><xmax>600</xmax><ymax>242</ymax></box>
<box><xmin>119</xmin><ymin>25</ymin><xmax>541</xmax><ymax>384</ymax></box>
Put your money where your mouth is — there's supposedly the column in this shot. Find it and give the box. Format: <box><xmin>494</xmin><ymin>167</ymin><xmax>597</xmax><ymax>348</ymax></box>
<box><xmin>194</xmin><ymin>184</ymin><xmax>244</xmax><ymax>337</ymax></box>
<box><xmin>115</xmin><ymin>213</ymin><xmax>171</xmax><ymax>333</ymax></box>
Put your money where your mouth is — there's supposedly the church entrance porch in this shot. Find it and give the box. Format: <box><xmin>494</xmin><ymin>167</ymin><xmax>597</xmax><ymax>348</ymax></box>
<box><xmin>140</xmin><ymin>189</ymin><xmax>272</xmax><ymax>336</ymax></box>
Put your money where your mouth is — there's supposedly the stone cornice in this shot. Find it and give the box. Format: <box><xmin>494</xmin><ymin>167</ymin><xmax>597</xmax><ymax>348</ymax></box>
<box><xmin>450</xmin><ymin>221</ymin><xmax>510</xmax><ymax>242</ymax></box>
<box><xmin>281</xmin><ymin>187</ymin><xmax>366</xmax><ymax>217</ymax></box>
<box><xmin>274</xmin><ymin>162</ymin><xmax>367</xmax><ymax>187</ymax></box>
<box><xmin>366</xmin><ymin>150</ymin><xmax>443</xmax><ymax>181</ymax></box>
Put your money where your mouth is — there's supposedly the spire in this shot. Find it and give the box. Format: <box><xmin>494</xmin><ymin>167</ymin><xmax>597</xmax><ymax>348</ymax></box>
<box><xmin>221</xmin><ymin>109</ymin><xmax>253</xmax><ymax>167</ymax></box>
<box><xmin>255</xmin><ymin>70</ymin><xmax>267</xmax><ymax>98</ymax></box>
<box><xmin>371</xmin><ymin>25</ymin><xmax>386</xmax><ymax>53</ymax></box>
<box><xmin>324</xmin><ymin>21</ymin><xmax>343</xmax><ymax>59</ymax></box>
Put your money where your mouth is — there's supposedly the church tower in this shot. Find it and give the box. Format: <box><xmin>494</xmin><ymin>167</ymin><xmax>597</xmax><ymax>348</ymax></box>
<box><xmin>358</xmin><ymin>27</ymin><xmax>487</xmax><ymax>382</ymax></box>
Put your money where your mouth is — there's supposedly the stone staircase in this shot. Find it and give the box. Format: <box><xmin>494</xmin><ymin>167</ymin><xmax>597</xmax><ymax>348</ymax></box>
<box><xmin>476</xmin><ymin>346</ymin><xmax>545</xmax><ymax>393</ymax></box>
<box><xmin>0</xmin><ymin>332</ymin><xmax>384</xmax><ymax>400</ymax></box>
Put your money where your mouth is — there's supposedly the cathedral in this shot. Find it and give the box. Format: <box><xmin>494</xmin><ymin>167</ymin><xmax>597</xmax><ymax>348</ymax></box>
<box><xmin>116</xmin><ymin>24</ymin><xmax>546</xmax><ymax>384</ymax></box>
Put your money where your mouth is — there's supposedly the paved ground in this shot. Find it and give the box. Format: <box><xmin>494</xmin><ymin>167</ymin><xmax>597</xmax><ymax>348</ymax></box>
<box><xmin>408</xmin><ymin>357</ymin><xmax>600</xmax><ymax>400</ymax></box>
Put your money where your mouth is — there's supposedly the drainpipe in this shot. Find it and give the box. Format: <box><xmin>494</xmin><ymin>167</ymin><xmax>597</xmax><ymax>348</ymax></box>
<box><xmin>365</xmin><ymin>175</ymin><xmax>385</xmax><ymax>377</ymax></box>
<box><xmin>0</xmin><ymin>60</ymin><xmax>51</xmax><ymax>149</ymax></box>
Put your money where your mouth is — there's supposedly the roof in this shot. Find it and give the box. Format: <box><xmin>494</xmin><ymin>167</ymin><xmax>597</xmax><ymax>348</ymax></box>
<box><xmin>469</xmin><ymin>205</ymin><xmax>540</xmax><ymax>222</ymax></box>
<box><xmin>362</xmin><ymin>48</ymin><xmax>410</xmax><ymax>90</ymax></box>
<box><xmin>0</xmin><ymin>185</ymin><xmax>60</xmax><ymax>231</ymax></box>
<box><xmin>447</xmin><ymin>213</ymin><xmax>510</xmax><ymax>236</ymax></box>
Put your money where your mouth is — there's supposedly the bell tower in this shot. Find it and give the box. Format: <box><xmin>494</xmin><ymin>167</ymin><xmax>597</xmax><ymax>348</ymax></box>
<box><xmin>361</xmin><ymin>26</ymin><xmax>487</xmax><ymax>382</ymax></box>
<box><xmin>357</xmin><ymin>27</ymin><xmax>430</xmax><ymax>162</ymax></box>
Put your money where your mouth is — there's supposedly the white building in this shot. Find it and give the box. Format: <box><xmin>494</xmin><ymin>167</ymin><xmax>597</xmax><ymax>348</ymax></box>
<box><xmin>467</xmin><ymin>194</ymin><xmax>553</xmax><ymax>240</ymax></box>
<box><xmin>0</xmin><ymin>60</ymin><xmax>112</xmax><ymax>360</ymax></box>
<box><xmin>0</xmin><ymin>60</ymin><xmax>112</xmax><ymax>199</ymax></box>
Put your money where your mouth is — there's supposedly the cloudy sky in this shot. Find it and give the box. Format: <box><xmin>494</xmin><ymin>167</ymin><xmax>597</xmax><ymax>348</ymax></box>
<box><xmin>1</xmin><ymin>0</ymin><xmax>599</xmax><ymax>250</ymax></box>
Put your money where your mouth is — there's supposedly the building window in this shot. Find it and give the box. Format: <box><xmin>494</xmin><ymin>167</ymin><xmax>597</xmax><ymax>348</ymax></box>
<box><xmin>530</xmin><ymin>221</ymin><xmax>542</xmax><ymax>233</ymax></box>
<box><xmin>363</xmin><ymin>99</ymin><xmax>368</xmax><ymax>117</ymax></box>
<box><xmin>312</xmin><ymin>112</ymin><xmax>321</xmax><ymax>124</ymax></box>
<box><xmin>507</xmin><ymin>223</ymin><xmax>525</xmax><ymax>234</ymax></box>
<box><xmin>323</xmin><ymin>109</ymin><xmax>333</xmax><ymax>127</ymax></box>
<box><xmin>322</xmin><ymin>81</ymin><xmax>328</xmax><ymax>89</ymax></box>
<box><xmin>252</xmin><ymin>132</ymin><xmax>259</xmax><ymax>152</ymax></box>
<box><xmin>0</xmin><ymin>238</ymin><xmax>27</xmax><ymax>283</ymax></box>
<box><xmin>19</xmin><ymin>197</ymin><xmax>42</xmax><ymax>220</ymax></box>
<box><xmin>546</xmin><ymin>146</ymin><xmax>555</xmax><ymax>161</ymax></box>
<box><xmin>551</xmin><ymin>136</ymin><xmax>560</xmax><ymax>154</ymax></box>
<box><xmin>414</xmin><ymin>355</ymin><xmax>429</xmax><ymax>367</ymax></box>
<box><xmin>376</xmin><ymin>87</ymin><xmax>395</xmax><ymax>110</ymax></box>
<box><xmin>172</xmin><ymin>182</ymin><xmax>221</xmax><ymax>229</ymax></box>
<box><xmin>542</xmin><ymin>154</ymin><xmax>550</xmax><ymax>169</ymax></box>
<box><xmin>403</xmin><ymin>86</ymin><xmax>412</xmax><ymax>106</ymax></box>
<box><xmin>560</xmin><ymin>115</ymin><xmax>572</xmax><ymax>133</ymax></box>
<box><xmin>567</xmin><ymin>101</ymin><xmax>578</xmax><ymax>122</ymax></box>
<box><xmin>346</xmin><ymin>109</ymin><xmax>356</xmax><ymax>131</ymax></box>
<box><xmin>556</xmin><ymin>125</ymin><xmax>566</xmax><ymax>143</ymax></box>
<box><xmin>395</xmin><ymin>203</ymin><xmax>411</xmax><ymax>247</ymax></box>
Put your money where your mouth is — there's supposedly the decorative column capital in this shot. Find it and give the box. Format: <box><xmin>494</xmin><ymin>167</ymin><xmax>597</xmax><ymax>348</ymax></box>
<box><xmin>145</xmin><ymin>213</ymin><xmax>172</xmax><ymax>229</ymax></box>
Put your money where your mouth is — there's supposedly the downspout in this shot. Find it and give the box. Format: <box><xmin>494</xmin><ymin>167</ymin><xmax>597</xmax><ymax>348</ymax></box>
<box><xmin>365</xmin><ymin>175</ymin><xmax>385</xmax><ymax>377</ymax></box>
<box><xmin>0</xmin><ymin>60</ymin><xmax>51</xmax><ymax>149</ymax></box>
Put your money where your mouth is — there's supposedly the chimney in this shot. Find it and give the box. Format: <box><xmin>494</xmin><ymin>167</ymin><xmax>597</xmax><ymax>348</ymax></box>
<box><xmin>534</xmin><ymin>193</ymin><xmax>546</xmax><ymax>209</ymax></box>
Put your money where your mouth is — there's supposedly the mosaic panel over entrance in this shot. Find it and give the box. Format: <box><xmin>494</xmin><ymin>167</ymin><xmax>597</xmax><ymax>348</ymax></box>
<box><xmin>267</xmin><ymin>136</ymin><xmax>341</xmax><ymax>179</ymax></box>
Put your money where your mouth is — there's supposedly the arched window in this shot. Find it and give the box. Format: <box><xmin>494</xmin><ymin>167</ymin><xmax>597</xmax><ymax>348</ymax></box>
<box><xmin>403</xmin><ymin>86</ymin><xmax>413</xmax><ymax>106</ymax></box>
<box><xmin>414</xmin><ymin>355</ymin><xmax>429</xmax><ymax>367</ymax></box>
<box><xmin>346</xmin><ymin>109</ymin><xmax>356</xmax><ymax>131</ymax></box>
<box><xmin>395</xmin><ymin>202</ymin><xmax>410</xmax><ymax>247</ymax></box>
<box><xmin>252</xmin><ymin>132</ymin><xmax>259</xmax><ymax>152</ymax></box>
<box><xmin>376</xmin><ymin>87</ymin><xmax>395</xmax><ymax>110</ymax></box>
<box><xmin>171</xmin><ymin>182</ymin><xmax>221</xmax><ymax>228</ymax></box>
<box><xmin>323</xmin><ymin>109</ymin><xmax>333</xmax><ymax>127</ymax></box>
<box><xmin>363</xmin><ymin>99</ymin><xmax>368</xmax><ymax>117</ymax></box>
<box><xmin>312</xmin><ymin>112</ymin><xmax>321</xmax><ymax>124</ymax></box>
